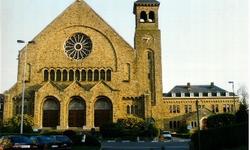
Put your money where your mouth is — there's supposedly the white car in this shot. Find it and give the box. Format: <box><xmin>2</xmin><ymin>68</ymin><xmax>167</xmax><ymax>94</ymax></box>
<box><xmin>161</xmin><ymin>131</ymin><xmax>173</xmax><ymax>141</ymax></box>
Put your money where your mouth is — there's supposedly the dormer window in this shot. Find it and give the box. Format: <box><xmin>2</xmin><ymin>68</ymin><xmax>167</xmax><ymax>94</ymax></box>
<box><xmin>194</xmin><ymin>93</ymin><xmax>199</xmax><ymax>97</ymax></box>
<box><xmin>140</xmin><ymin>11</ymin><xmax>147</xmax><ymax>22</ymax></box>
<box><xmin>185</xmin><ymin>93</ymin><xmax>190</xmax><ymax>97</ymax></box>
<box><xmin>212</xmin><ymin>92</ymin><xmax>217</xmax><ymax>96</ymax></box>
<box><xmin>203</xmin><ymin>92</ymin><xmax>208</xmax><ymax>97</ymax></box>
<box><xmin>221</xmin><ymin>92</ymin><xmax>226</xmax><ymax>96</ymax></box>
<box><xmin>176</xmin><ymin>93</ymin><xmax>181</xmax><ymax>97</ymax></box>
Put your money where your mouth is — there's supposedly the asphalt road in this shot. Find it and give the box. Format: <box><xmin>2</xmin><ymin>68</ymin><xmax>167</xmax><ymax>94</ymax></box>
<box><xmin>100</xmin><ymin>138</ymin><xmax>190</xmax><ymax>150</ymax></box>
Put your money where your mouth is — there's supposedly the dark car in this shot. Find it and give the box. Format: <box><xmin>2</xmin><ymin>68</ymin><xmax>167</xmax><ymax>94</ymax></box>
<box><xmin>0</xmin><ymin>135</ymin><xmax>38</xmax><ymax>150</ymax></box>
<box><xmin>30</xmin><ymin>135</ymin><xmax>61</xmax><ymax>150</ymax></box>
<box><xmin>51</xmin><ymin>135</ymin><xmax>72</xmax><ymax>150</ymax></box>
<box><xmin>30</xmin><ymin>135</ymin><xmax>72</xmax><ymax>150</ymax></box>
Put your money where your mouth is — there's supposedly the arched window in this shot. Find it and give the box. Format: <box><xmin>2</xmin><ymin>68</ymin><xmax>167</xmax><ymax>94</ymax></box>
<box><xmin>177</xmin><ymin>121</ymin><xmax>180</xmax><ymax>128</ymax></box>
<box><xmin>149</xmin><ymin>11</ymin><xmax>155</xmax><ymax>22</ymax></box>
<box><xmin>56</xmin><ymin>70</ymin><xmax>61</xmax><ymax>81</ymax></box>
<box><xmin>68</xmin><ymin>97</ymin><xmax>86</xmax><ymax>127</ymax></box>
<box><xmin>44</xmin><ymin>70</ymin><xmax>49</xmax><ymax>81</ymax></box>
<box><xmin>94</xmin><ymin>70</ymin><xmax>99</xmax><ymax>81</ymax></box>
<box><xmin>131</xmin><ymin>105</ymin><xmax>134</xmax><ymax>114</ymax></box>
<box><xmin>127</xmin><ymin>105</ymin><xmax>130</xmax><ymax>114</ymax></box>
<box><xmin>63</xmin><ymin>70</ymin><xmax>67</xmax><ymax>81</ymax></box>
<box><xmin>43</xmin><ymin>97</ymin><xmax>60</xmax><ymax>127</ymax></box>
<box><xmin>169</xmin><ymin>121</ymin><xmax>173</xmax><ymax>129</ymax></box>
<box><xmin>81</xmin><ymin>70</ymin><xmax>86</xmax><ymax>81</ymax></box>
<box><xmin>140</xmin><ymin>11</ymin><xmax>147</xmax><ymax>22</ymax></box>
<box><xmin>100</xmin><ymin>70</ymin><xmax>105</xmax><ymax>80</ymax></box>
<box><xmin>88</xmin><ymin>70</ymin><xmax>93</xmax><ymax>81</ymax></box>
<box><xmin>69</xmin><ymin>70</ymin><xmax>74</xmax><ymax>81</ymax></box>
<box><xmin>94</xmin><ymin>97</ymin><xmax>113</xmax><ymax>127</ymax></box>
<box><xmin>106</xmin><ymin>69</ymin><xmax>111</xmax><ymax>81</ymax></box>
<box><xmin>75</xmin><ymin>70</ymin><xmax>80</xmax><ymax>81</ymax></box>
<box><xmin>50</xmin><ymin>70</ymin><xmax>55</xmax><ymax>81</ymax></box>
<box><xmin>173</xmin><ymin>121</ymin><xmax>177</xmax><ymax>128</ymax></box>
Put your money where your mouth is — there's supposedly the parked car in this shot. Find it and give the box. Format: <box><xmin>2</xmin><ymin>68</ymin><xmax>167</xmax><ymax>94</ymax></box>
<box><xmin>51</xmin><ymin>135</ymin><xmax>72</xmax><ymax>150</ymax></box>
<box><xmin>30</xmin><ymin>135</ymin><xmax>72</xmax><ymax>150</ymax></box>
<box><xmin>30</xmin><ymin>135</ymin><xmax>61</xmax><ymax>150</ymax></box>
<box><xmin>0</xmin><ymin>135</ymin><xmax>38</xmax><ymax>149</ymax></box>
<box><xmin>160</xmin><ymin>131</ymin><xmax>173</xmax><ymax>141</ymax></box>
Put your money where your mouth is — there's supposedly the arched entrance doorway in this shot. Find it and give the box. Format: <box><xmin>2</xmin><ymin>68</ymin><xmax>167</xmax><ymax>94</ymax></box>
<box><xmin>68</xmin><ymin>96</ymin><xmax>86</xmax><ymax>127</ymax></box>
<box><xmin>43</xmin><ymin>97</ymin><xmax>60</xmax><ymax>127</ymax></box>
<box><xmin>94</xmin><ymin>96</ymin><xmax>113</xmax><ymax>127</ymax></box>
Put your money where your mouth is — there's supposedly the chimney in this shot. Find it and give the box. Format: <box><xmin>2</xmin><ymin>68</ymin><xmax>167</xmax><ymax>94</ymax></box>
<box><xmin>211</xmin><ymin>82</ymin><xmax>214</xmax><ymax>86</ymax></box>
<box><xmin>187</xmin><ymin>82</ymin><xmax>191</xmax><ymax>88</ymax></box>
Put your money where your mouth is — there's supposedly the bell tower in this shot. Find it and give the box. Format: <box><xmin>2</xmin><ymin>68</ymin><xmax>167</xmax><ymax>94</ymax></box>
<box><xmin>134</xmin><ymin>0</ymin><xmax>162</xmax><ymax>113</ymax></box>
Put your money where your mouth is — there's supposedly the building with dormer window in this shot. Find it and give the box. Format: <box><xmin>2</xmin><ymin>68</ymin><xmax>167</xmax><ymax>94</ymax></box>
<box><xmin>3</xmin><ymin>0</ymin><xmax>238</xmax><ymax>131</ymax></box>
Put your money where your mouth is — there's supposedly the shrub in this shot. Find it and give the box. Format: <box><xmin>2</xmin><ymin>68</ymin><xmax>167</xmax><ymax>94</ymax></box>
<box><xmin>235</xmin><ymin>104</ymin><xmax>248</xmax><ymax>123</ymax></box>
<box><xmin>207</xmin><ymin>113</ymin><xmax>235</xmax><ymax>129</ymax></box>
<box><xmin>100</xmin><ymin>116</ymin><xmax>159</xmax><ymax>140</ymax></box>
<box><xmin>3</xmin><ymin>114</ymin><xmax>34</xmax><ymax>133</ymax></box>
<box><xmin>191</xmin><ymin>123</ymin><xmax>248</xmax><ymax>150</ymax></box>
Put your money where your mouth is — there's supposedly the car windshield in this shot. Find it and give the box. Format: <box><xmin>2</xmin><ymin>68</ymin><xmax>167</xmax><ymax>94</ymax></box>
<box><xmin>162</xmin><ymin>131</ymin><xmax>171</xmax><ymax>134</ymax></box>
<box><xmin>10</xmin><ymin>136</ymin><xmax>32</xmax><ymax>143</ymax></box>
<box><xmin>38</xmin><ymin>136</ymin><xmax>54</xmax><ymax>142</ymax></box>
<box><xmin>55</xmin><ymin>136</ymin><xmax>70</xmax><ymax>142</ymax></box>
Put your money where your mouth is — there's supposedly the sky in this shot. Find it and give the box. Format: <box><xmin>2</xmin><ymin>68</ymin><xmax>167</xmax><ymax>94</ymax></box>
<box><xmin>0</xmin><ymin>0</ymin><xmax>249</xmax><ymax>94</ymax></box>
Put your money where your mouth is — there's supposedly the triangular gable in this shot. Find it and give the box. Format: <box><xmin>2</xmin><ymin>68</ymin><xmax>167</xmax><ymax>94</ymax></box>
<box><xmin>26</xmin><ymin>0</ymin><xmax>134</xmax><ymax>51</ymax></box>
<box><xmin>64</xmin><ymin>80</ymin><xmax>85</xmax><ymax>92</ymax></box>
<box><xmin>90</xmin><ymin>81</ymin><xmax>117</xmax><ymax>93</ymax></box>
<box><xmin>37</xmin><ymin>81</ymin><xmax>62</xmax><ymax>93</ymax></box>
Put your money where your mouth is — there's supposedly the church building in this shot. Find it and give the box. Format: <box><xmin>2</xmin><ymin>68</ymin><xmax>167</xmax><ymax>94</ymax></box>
<box><xmin>3</xmin><ymin>0</ymin><xmax>238</xmax><ymax>131</ymax></box>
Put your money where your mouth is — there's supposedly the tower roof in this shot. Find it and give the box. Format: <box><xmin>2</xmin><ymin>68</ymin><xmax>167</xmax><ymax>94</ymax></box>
<box><xmin>134</xmin><ymin>0</ymin><xmax>160</xmax><ymax>6</ymax></box>
<box><xmin>133</xmin><ymin>0</ymin><xmax>160</xmax><ymax>14</ymax></box>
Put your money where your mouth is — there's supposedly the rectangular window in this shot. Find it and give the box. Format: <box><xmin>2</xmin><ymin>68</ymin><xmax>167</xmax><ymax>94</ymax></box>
<box><xmin>173</xmin><ymin>105</ymin><xmax>177</xmax><ymax>113</ymax></box>
<box><xmin>188</xmin><ymin>105</ymin><xmax>192</xmax><ymax>112</ymax></box>
<box><xmin>185</xmin><ymin>105</ymin><xmax>188</xmax><ymax>113</ymax></box>
<box><xmin>169</xmin><ymin>105</ymin><xmax>173</xmax><ymax>113</ymax></box>
<box><xmin>211</xmin><ymin>105</ymin><xmax>215</xmax><ymax>113</ymax></box>
<box><xmin>123</xmin><ymin>63</ymin><xmax>130</xmax><ymax>81</ymax></box>
<box><xmin>215</xmin><ymin>104</ymin><xmax>219</xmax><ymax>112</ymax></box>
<box><xmin>177</xmin><ymin>105</ymin><xmax>180</xmax><ymax>113</ymax></box>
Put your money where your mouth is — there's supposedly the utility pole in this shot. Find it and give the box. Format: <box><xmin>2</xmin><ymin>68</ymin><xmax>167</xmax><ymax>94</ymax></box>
<box><xmin>17</xmin><ymin>40</ymin><xmax>35</xmax><ymax>134</ymax></box>
<box><xmin>228</xmin><ymin>81</ymin><xmax>236</xmax><ymax>113</ymax></box>
<box><xmin>196</xmin><ymin>99</ymin><xmax>201</xmax><ymax>150</ymax></box>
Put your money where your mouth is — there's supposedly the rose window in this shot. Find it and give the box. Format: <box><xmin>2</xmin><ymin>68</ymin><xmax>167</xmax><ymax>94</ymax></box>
<box><xmin>64</xmin><ymin>33</ymin><xmax>92</xmax><ymax>60</ymax></box>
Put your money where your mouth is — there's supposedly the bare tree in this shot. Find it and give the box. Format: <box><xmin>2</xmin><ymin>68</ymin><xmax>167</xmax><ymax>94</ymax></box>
<box><xmin>237</xmin><ymin>85</ymin><xmax>249</xmax><ymax>108</ymax></box>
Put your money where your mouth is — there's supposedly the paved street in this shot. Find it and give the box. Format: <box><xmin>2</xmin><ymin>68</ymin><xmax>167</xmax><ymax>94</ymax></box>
<box><xmin>100</xmin><ymin>138</ymin><xmax>190</xmax><ymax>150</ymax></box>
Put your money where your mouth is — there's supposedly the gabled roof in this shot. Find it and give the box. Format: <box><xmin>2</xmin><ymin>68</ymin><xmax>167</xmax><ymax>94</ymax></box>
<box><xmin>163</xmin><ymin>82</ymin><xmax>234</xmax><ymax>97</ymax></box>
<box><xmin>169</xmin><ymin>85</ymin><xmax>227</xmax><ymax>93</ymax></box>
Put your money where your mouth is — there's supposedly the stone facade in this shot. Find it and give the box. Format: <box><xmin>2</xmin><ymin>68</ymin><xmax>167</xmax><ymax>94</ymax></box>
<box><xmin>3</xmin><ymin>0</ymin><xmax>239</xmax><ymax>131</ymax></box>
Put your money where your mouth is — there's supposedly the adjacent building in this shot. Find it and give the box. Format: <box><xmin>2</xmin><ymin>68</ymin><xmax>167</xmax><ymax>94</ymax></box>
<box><xmin>3</xmin><ymin>0</ymin><xmax>238</xmax><ymax>131</ymax></box>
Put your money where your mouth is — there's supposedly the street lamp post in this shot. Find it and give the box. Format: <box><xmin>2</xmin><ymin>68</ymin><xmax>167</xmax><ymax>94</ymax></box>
<box><xmin>17</xmin><ymin>40</ymin><xmax>34</xmax><ymax>134</ymax></box>
<box><xmin>228</xmin><ymin>81</ymin><xmax>236</xmax><ymax>113</ymax></box>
